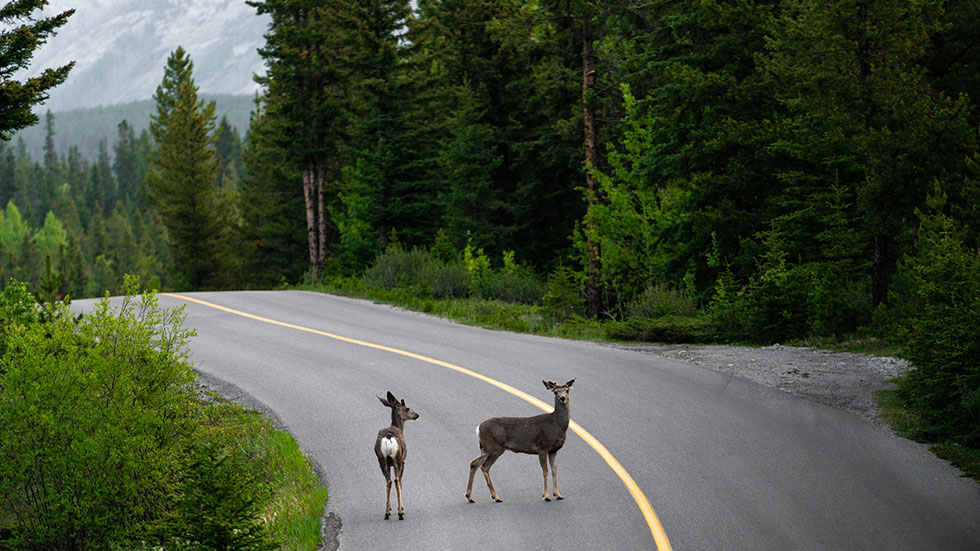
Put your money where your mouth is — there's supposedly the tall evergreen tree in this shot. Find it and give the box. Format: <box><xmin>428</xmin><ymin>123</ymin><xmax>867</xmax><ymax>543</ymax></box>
<box><xmin>761</xmin><ymin>0</ymin><xmax>975</xmax><ymax>306</ymax></box>
<box><xmin>146</xmin><ymin>47</ymin><xmax>238</xmax><ymax>290</ymax></box>
<box><xmin>0</xmin><ymin>1</ymin><xmax>73</xmax><ymax>139</ymax></box>
<box><xmin>249</xmin><ymin>0</ymin><xmax>352</xmax><ymax>278</ymax></box>
<box><xmin>241</xmin><ymin>95</ymin><xmax>308</xmax><ymax>286</ymax></box>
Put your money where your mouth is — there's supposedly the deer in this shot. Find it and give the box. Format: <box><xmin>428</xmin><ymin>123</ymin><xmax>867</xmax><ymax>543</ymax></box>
<box><xmin>466</xmin><ymin>379</ymin><xmax>575</xmax><ymax>503</ymax></box>
<box><xmin>374</xmin><ymin>391</ymin><xmax>419</xmax><ymax>520</ymax></box>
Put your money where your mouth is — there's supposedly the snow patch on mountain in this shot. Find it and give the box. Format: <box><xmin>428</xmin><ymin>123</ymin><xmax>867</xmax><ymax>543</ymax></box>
<box><xmin>18</xmin><ymin>0</ymin><xmax>269</xmax><ymax>112</ymax></box>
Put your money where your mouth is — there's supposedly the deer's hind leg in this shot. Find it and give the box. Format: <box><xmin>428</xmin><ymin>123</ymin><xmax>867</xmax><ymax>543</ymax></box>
<box><xmin>395</xmin><ymin>461</ymin><xmax>405</xmax><ymax>520</ymax></box>
<box><xmin>467</xmin><ymin>449</ymin><xmax>493</xmax><ymax>502</ymax></box>
<box><xmin>379</xmin><ymin>457</ymin><xmax>393</xmax><ymax>519</ymax></box>
<box><xmin>479</xmin><ymin>450</ymin><xmax>504</xmax><ymax>502</ymax></box>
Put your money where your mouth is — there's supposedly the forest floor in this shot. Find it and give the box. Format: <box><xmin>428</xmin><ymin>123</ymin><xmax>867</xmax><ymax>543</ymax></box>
<box><xmin>612</xmin><ymin>342</ymin><xmax>908</xmax><ymax>423</ymax></box>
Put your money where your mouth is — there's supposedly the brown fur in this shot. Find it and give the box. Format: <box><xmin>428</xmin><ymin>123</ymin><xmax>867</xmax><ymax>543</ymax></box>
<box><xmin>466</xmin><ymin>379</ymin><xmax>575</xmax><ymax>503</ymax></box>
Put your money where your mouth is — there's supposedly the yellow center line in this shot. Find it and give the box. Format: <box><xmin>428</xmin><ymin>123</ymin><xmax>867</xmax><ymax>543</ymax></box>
<box><xmin>163</xmin><ymin>292</ymin><xmax>672</xmax><ymax>550</ymax></box>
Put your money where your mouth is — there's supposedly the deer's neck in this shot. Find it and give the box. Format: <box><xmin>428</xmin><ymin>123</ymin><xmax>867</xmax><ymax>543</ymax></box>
<box><xmin>552</xmin><ymin>399</ymin><xmax>570</xmax><ymax>429</ymax></box>
<box><xmin>390</xmin><ymin>412</ymin><xmax>405</xmax><ymax>432</ymax></box>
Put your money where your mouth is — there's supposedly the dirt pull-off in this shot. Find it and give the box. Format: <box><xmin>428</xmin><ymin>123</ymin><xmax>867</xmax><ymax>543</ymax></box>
<box><xmin>615</xmin><ymin>343</ymin><xmax>908</xmax><ymax>422</ymax></box>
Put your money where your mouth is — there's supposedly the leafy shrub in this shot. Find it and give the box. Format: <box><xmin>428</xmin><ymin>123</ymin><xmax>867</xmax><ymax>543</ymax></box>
<box><xmin>424</xmin><ymin>260</ymin><xmax>470</xmax><ymax>299</ymax></box>
<box><xmin>0</xmin><ymin>277</ymin><xmax>321</xmax><ymax>551</ymax></box>
<box><xmin>629</xmin><ymin>282</ymin><xmax>698</xmax><ymax>319</ymax></box>
<box><xmin>897</xmin><ymin>213</ymin><xmax>980</xmax><ymax>446</ymax></box>
<box><xmin>363</xmin><ymin>245</ymin><xmax>432</xmax><ymax>290</ymax></box>
<box><xmin>605</xmin><ymin>315</ymin><xmax>715</xmax><ymax>343</ymax></box>
<box><xmin>0</xmin><ymin>276</ymin><xmax>197</xmax><ymax>549</ymax></box>
<box><xmin>476</xmin><ymin>268</ymin><xmax>545</xmax><ymax>304</ymax></box>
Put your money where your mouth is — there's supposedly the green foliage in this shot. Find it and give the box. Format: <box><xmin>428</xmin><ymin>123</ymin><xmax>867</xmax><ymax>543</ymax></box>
<box><xmin>430</xmin><ymin>228</ymin><xmax>458</xmax><ymax>264</ymax></box>
<box><xmin>629</xmin><ymin>283</ymin><xmax>698</xmax><ymax>320</ymax></box>
<box><xmin>897</xmin><ymin>212</ymin><xmax>980</xmax><ymax>445</ymax></box>
<box><xmin>163</xmin><ymin>441</ymin><xmax>277</xmax><ymax>551</ymax></box>
<box><xmin>363</xmin><ymin>245</ymin><xmax>434</xmax><ymax>292</ymax></box>
<box><xmin>542</xmin><ymin>266</ymin><xmax>584</xmax><ymax>323</ymax></box>
<box><xmin>147</xmin><ymin>47</ymin><xmax>239</xmax><ymax>291</ymax></box>
<box><xmin>604</xmin><ymin>315</ymin><xmax>715</xmax><ymax>344</ymax></box>
<box><xmin>0</xmin><ymin>276</ymin><xmax>328</xmax><ymax>550</ymax></box>
<box><xmin>0</xmin><ymin>276</ymin><xmax>197</xmax><ymax>549</ymax></box>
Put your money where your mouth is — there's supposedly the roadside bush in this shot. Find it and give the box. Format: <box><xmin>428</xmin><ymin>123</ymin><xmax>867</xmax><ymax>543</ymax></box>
<box><xmin>424</xmin><ymin>260</ymin><xmax>470</xmax><ymax>299</ymax></box>
<box><xmin>628</xmin><ymin>282</ymin><xmax>698</xmax><ymax>319</ymax></box>
<box><xmin>363</xmin><ymin>245</ymin><xmax>432</xmax><ymax>291</ymax></box>
<box><xmin>476</xmin><ymin>267</ymin><xmax>545</xmax><ymax>305</ymax></box>
<box><xmin>897</xmin><ymin>213</ymin><xmax>980</xmax><ymax>446</ymax></box>
<box><xmin>0</xmin><ymin>276</ymin><xmax>197</xmax><ymax>549</ymax></box>
<box><xmin>605</xmin><ymin>315</ymin><xmax>715</xmax><ymax>343</ymax></box>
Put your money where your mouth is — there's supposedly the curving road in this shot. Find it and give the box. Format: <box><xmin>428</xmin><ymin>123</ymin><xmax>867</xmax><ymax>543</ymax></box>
<box><xmin>76</xmin><ymin>290</ymin><xmax>980</xmax><ymax>550</ymax></box>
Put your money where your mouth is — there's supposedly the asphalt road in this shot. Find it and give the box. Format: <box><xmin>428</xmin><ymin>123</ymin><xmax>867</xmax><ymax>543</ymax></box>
<box><xmin>76</xmin><ymin>290</ymin><xmax>980</xmax><ymax>550</ymax></box>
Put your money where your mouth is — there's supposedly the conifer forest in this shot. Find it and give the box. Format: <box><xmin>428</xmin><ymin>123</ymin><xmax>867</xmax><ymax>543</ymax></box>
<box><xmin>3</xmin><ymin>1</ymin><xmax>980</xmax><ymax>449</ymax></box>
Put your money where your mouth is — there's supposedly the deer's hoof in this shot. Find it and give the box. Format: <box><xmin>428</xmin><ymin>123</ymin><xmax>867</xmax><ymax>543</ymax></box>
<box><xmin>544</xmin><ymin>497</ymin><xmax>552</xmax><ymax>502</ymax></box>
<box><xmin>384</xmin><ymin>513</ymin><xmax>390</xmax><ymax>520</ymax></box>
<box><xmin>398</xmin><ymin>513</ymin><xmax>404</xmax><ymax>520</ymax></box>
<box><xmin>467</xmin><ymin>498</ymin><xmax>475</xmax><ymax>503</ymax></box>
<box><xmin>555</xmin><ymin>495</ymin><xmax>564</xmax><ymax>500</ymax></box>
<box><xmin>494</xmin><ymin>498</ymin><xmax>503</xmax><ymax>503</ymax></box>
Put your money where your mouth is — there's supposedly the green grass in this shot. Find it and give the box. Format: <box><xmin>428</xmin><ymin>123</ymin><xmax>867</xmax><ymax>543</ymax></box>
<box><xmin>876</xmin><ymin>384</ymin><xmax>980</xmax><ymax>483</ymax></box>
<box><xmin>299</xmin><ymin>279</ymin><xmax>607</xmax><ymax>341</ymax></box>
<box><xmin>200</xmin><ymin>395</ymin><xmax>329</xmax><ymax>551</ymax></box>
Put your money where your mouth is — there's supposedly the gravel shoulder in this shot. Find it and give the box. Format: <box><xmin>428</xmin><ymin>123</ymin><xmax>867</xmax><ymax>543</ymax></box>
<box><xmin>614</xmin><ymin>343</ymin><xmax>908</xmax><ymax>423</ymax></box>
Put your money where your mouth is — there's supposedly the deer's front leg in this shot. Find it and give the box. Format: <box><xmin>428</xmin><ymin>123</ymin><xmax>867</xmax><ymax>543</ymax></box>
<box><xmin>539</xmin><ymin>452</ymin><xmax>552</xmax><ymax>502</ymax></box>
<box><xmin>549</xmin><ymin>452</ymin><xmax>562</xmax><ymax>500</ymax></box>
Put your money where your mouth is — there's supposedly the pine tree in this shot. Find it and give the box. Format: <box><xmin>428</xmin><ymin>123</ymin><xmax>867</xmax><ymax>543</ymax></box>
<box><xmin>761</xmin><ymin>0</ymin><xmax>975</xmax><ymax>307</ymax></box>
<box><xmin>146</xmin><ymin>47</ymin><xmax>238</xmax><ymax>290</ymax></box>
<box><xmin>241</xmin><ymin>96</ymin><xmax>308</xmax><ymax>286</ymax></box>
<box><xmin>0</xmin><ymin>1</ymin><xmax>74</xmax><ymax>138</ymax></box>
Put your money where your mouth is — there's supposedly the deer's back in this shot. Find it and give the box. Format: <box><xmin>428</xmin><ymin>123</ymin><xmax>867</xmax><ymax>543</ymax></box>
<box><xmin>479</xmin><ymin>413</ymin><xmax>567</xmax><ymax>455</ymax></box>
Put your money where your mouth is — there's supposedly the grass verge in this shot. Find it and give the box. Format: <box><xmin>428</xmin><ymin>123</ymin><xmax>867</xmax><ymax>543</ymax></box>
<box><xmin>199</xmin><ymin>394</ymin><xmax>329</xmax><ymax>550</ymax></box>
<box><xmin>876</xmin><ymin>384</ymin><xmax>980</xmax><ymax>483</ymax></box>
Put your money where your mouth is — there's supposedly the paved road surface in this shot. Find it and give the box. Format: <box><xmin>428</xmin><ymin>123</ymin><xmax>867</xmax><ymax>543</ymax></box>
<box><xmin>75</xmin><ymin>290</ymin><xmax>980</xmax><ymax>550</ymax></box>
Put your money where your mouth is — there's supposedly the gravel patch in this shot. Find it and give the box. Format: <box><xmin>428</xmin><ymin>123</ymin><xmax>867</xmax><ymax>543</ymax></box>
<box><xmin>615</xmin><ymin>343</ymin><xmax>909</xmax><ymax>422</ymax></box>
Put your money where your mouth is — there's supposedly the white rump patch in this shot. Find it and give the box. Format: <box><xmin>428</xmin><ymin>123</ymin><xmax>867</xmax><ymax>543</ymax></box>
<box><xmin>380</xmin><ymin>436</ymin><xmax>399</xmax><ymax>459</ymax></box>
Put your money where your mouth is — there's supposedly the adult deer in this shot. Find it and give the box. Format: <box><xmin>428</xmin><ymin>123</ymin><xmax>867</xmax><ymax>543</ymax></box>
<box><xmin>374</xmin><ymin>391</ymin><xmax>419</xmax><ymax>520</ymax></box>
<box><xmin>466</xmin><ymin>379</ymin><xmax>575</xmax><ymax>503</ymax></box>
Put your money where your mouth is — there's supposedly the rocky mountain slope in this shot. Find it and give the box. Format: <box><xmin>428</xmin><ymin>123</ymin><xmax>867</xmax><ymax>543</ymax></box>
<box><xmin>21</xmin><ymin>0</ymin><xmax>269</xmax><ymax>112</ymax></box>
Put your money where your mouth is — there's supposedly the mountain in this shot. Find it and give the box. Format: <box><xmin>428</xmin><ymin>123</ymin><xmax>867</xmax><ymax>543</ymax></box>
<box><xmin>10</xmin><ymin>94</ymin><xmax>256</xmax><ymax>162</ymax></box>
<box><xmin>21</xmin><ymin>0</ymin><xmax>269</xmax><ymax>112</ymax></box>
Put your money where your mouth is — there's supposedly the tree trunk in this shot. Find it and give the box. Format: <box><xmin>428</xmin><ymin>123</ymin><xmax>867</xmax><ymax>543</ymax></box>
<box><xmin>872</xmin><ymin>233</ymin><xmax>890</xmax><ymax>307</ymax></box>
<box><xmin>302</xmin><ymin>166</ymin><xmax>319</xmax><ymax>278</ymax></box>
<box><xmin>582</xmin><ymin>16</ymin><xmax>601</xmax><ymax>319</ymax></box>
<box><xmin>316</xmin><ymin>159</ymin><xmax>328</xmax><ymax>276</ymax></box>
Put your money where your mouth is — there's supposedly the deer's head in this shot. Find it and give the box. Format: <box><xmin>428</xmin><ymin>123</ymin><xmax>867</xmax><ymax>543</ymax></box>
<box><xmin>543</xmin><ymin>379</ymin><xmax>575</xmax><ymax>405</ymax></box>
<box><xmin>379</xmin><ymin>391</ymin><xmax>420</xmax><ymax>423</ymax></box>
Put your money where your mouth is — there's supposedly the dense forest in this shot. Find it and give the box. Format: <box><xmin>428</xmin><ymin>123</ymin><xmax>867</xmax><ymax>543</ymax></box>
<box><xmin>2</xmin><ymin>1</ymin><xmax>979</xmax><ymax>449</ymax></box>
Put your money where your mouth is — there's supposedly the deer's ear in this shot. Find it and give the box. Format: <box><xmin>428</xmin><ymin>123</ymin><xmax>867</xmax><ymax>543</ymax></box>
<box><xmin>387</xmin><ymin>391</ymin><xmax>397</xmax><ymax>404</ymax></box>
<box><xmin>565</xmin><ymin>378</ymin><xmax>576</xmax><ymax>389</ymax></box>
<box><xmin>378</xmin><ymin>395</ymin><xmax>391</xmax><ymax>407</ymax></box>
<box><xmin>401</xmin><ymin>399</ymin><xmax>406</xmax><ymax>406</ymax></box>
<box><xmin>543</xmin><ymin>380</ymin><xmax>557</xmax><ymax>390</ymax></box>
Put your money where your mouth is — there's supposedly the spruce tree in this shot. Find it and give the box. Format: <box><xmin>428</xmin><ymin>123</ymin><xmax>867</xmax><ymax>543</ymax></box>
<box><xmin>0</xmin><ymin>1</ymin><xmax>73</xmax><ymax>138</ymax></box>
<box><xmin>146</xmin><ymin>47</ymin><xmax>237</xmax><ymax>290</ymax></box>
